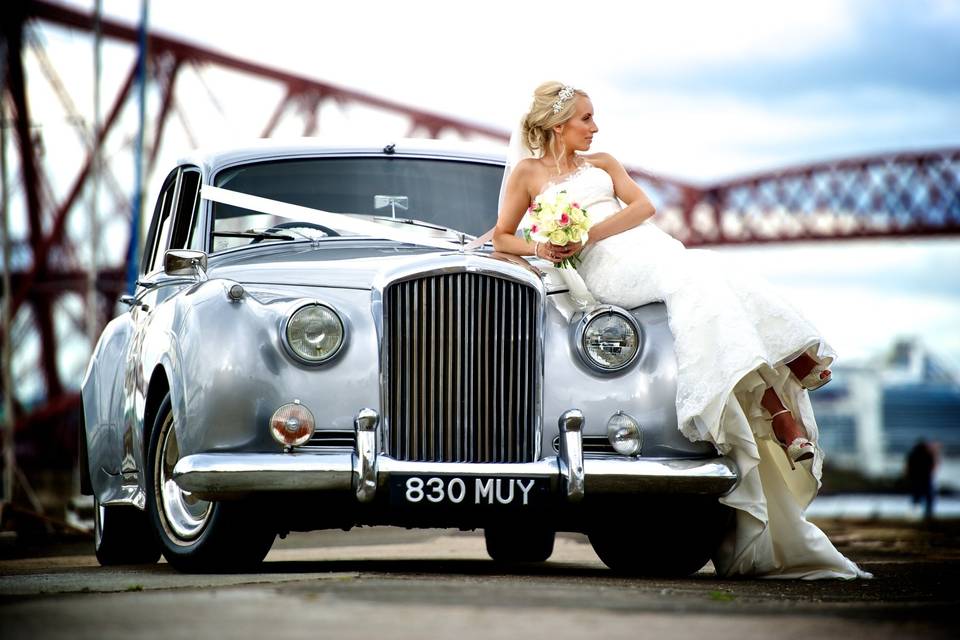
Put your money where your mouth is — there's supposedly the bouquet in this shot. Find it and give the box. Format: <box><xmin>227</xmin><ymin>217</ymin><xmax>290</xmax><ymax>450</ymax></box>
<box><xmin>522</xmin><ymin>190</ymin><xmax>590</xmax><ymax>269</ymax></box>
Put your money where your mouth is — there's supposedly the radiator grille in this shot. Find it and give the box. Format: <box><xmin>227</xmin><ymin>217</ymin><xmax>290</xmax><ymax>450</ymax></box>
<box><xmin>304</xmin><ymin>429</ymin><xmax>356</xmax><ymax>450</ymax></box>
<box><xmin>384</xmin><ymin>272</ymin><xmax>539</xmax><ymax>463</ymax></box>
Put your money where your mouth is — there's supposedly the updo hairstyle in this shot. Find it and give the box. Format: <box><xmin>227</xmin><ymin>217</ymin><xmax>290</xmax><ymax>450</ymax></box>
<box><xmin>521</xmin><ymin>81</ymin><xmax>589</xmax><ymax>158</ymax></box>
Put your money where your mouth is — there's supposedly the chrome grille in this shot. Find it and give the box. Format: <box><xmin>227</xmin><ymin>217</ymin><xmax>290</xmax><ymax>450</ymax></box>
<box><xmin>554</xmin><ymin>435</ymin><xmax>617</xmax><ymax>456</ymax></box>
<box><xmin>384</xmin><ymin>272</ymin><xmax>539</xmax><ymax>463</ymax></box>
<box><xmin>305</xmin><ymin>429</ymin><xmax>356</xmax><ymax>450</ymax></box>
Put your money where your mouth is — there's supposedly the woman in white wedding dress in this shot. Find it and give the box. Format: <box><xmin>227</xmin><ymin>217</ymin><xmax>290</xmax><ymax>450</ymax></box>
<box><xmin>492</xmin><ymin>81</ymin><xmax>871</xmax><ymax>579</ymax></box>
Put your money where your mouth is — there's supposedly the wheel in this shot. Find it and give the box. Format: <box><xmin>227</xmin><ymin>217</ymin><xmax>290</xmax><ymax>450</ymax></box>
<box><xmin>484</xmin><ymin>525</ymin><xmax>555</xmax><ymax>563</ymax></box>
<box><xmin>93</xmin><ymin>497</ymin><xmax>161</xmax><ymax>566</ymax></box>
<box><xmin>146</xmin><ymin>394</ymin><xmax>275</xmax><ymax>573</ymax></box>
<box><xmin>589</xmin><ymin>499</ymin><xmax>732</xmax><ymax>577</ymax></box>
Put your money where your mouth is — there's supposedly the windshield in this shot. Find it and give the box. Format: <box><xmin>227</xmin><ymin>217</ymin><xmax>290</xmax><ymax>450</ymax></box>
<box><xmin>211</xmin><ymin>156</ymin><xmax>503</xmax><ymax>252</ymax></box>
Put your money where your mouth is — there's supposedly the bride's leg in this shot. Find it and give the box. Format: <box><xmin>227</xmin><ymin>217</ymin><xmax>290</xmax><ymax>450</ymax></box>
<box><xmin>761</xmin><ymin>387</ymin><xmax>811</xmax><ymax>450</ymax></box>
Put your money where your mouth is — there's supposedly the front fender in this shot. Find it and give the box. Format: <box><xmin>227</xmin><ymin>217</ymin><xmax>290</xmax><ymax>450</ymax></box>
<box><xmin>542</xmin><ymin>298</ymin><xmax>713</xmax><ymax>457</ymax></box>
<box><xmin>81</xmin><ymin>311</ymin><xmax>133</xmax><ymax>500</ymax></box>
<box><xmin>169</xmin><ymin>281</ymin><xmax>380</xmax><ymax>457</ymax></box>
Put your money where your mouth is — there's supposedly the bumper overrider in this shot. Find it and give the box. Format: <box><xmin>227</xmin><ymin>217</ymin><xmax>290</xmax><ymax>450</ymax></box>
<box><xmin>173</xmin><ymin>409</ymin><xmax>738</xmax><ymax>503</ymax></box>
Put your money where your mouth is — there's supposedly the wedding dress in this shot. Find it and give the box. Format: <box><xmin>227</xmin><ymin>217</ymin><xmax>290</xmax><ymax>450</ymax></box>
<box><xmin>539</xmin><ymin>162</ymin><xmax>871</xmax><ymax>579</ymax></box>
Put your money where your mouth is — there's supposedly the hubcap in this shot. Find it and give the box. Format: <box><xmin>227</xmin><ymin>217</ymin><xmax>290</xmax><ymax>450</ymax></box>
<box><xmin>157</xmin><ymin>413</ymin><xmax>212</xmax><ymax>543</ymax></box>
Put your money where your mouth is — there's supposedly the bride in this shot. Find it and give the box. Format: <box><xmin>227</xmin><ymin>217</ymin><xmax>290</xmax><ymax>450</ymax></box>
<box><xmin>492</xmin><ymin>81</ymin><xmax>871</xmax><ymax>579</ymax></box>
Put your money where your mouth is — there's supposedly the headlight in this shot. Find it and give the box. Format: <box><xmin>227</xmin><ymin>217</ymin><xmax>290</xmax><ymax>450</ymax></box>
<box><xmin>284</xmin><ymin>303</ymin><xmax>345</xmax><ymax>364</ymax></box>
<box><xmin>575</xmin><ymin>306</ymin><xmax>642</xmax><ymax>372</ymax></box>
<box><xmin>607</xmin><ymin>412</ymin><xmax>642</xmax><ymax>456</ymax></box>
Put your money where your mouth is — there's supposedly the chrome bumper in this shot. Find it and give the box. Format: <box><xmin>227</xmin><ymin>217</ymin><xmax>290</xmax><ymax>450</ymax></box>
<box><xmin>174</xmin><ymin>452</ymin><xmax>738</xmax><ymax>500</ymax></box>
<box><xmin>173</xmin><ymin>409</ymin><xmax>738</xmax><ymax>501</ymax></box>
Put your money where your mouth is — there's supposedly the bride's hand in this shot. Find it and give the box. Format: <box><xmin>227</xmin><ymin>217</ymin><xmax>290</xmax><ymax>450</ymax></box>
<box><xmin>543</xmin><ymin>241</ymin><xmax>582</xmax><ymax>263</ymax></box>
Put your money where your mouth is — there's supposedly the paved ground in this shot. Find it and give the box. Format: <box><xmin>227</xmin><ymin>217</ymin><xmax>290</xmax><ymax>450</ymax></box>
<box><xmin>1</xmin><ymin>518</ymin><xmax>957</xmax><ymax>639</ymax></box>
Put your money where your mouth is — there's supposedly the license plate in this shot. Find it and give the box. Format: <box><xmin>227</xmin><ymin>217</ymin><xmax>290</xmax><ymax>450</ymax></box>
<box><xmin>389</xmin><ymin>475</ymin><xmax>549</xmax><ymax>507</ymax></box>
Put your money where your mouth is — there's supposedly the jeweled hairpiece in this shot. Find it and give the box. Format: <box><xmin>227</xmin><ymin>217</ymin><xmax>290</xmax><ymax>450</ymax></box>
<box><xmin>552</xmin><ymin>86</ymin><xmax>576</xmax><ymax>114</ymax></box>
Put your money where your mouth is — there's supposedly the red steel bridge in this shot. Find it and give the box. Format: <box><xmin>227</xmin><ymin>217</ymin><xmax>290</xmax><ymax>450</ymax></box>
<box><xmin>1</xmin><ymin>1</ymin><xmax>959</xmax><ymax>472</ymax></box>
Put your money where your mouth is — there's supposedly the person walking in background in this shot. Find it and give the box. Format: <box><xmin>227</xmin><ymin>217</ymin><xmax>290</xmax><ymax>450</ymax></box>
<box><xmin>907</xmin><ymin>439</ymin><xmax>939</xmax><ymax>520</ymax></box>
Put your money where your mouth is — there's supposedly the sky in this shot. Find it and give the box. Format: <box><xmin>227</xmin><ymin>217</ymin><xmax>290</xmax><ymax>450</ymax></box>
<box><xmin>8</xmin><ymin>0</ymin><xmax>960</xmax><ymax>396</ymax></box>
<box><xmin>64</xmin><ymin>0</ymin><xmax>959</xmax><ymax>182</ymax></box>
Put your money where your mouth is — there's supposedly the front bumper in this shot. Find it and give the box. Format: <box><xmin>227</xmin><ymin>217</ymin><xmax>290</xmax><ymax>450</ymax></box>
<box><xmin>173</xmin><ymin>409</ymin><xmax>738</xmax><ymax>502</ymax></box>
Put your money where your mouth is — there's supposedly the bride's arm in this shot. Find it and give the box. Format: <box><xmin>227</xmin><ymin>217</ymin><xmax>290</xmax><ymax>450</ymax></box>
<box><xmin>492</xmin><ymin>161</ymin><xmax>542</xmax><ymax>257</ymax></box>
<box><xmin>585</xmin><ymin>153</ymin><xmax>656</xmax><ymax>246</ymax></box>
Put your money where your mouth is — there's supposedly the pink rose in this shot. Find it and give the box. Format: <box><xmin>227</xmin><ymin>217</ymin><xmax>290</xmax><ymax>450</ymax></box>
<box><xmin>559</xmin><ymin>213</ymin><xmax>570</xmax><ymax>226</ymax></box>
<box><xmin>531</xmin><ymin>224</ymin><xmax>538</xmax><ymax>233</ymax></box>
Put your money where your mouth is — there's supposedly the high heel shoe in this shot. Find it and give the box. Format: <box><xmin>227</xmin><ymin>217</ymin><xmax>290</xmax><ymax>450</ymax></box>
<box><xmin>794</xmin><ymin>365</ymin><xmax>832</xmax><ymax>391</ymax></box>
<box><xmin>768</xmin><ymin>408</ymin><xmax>816</xmax><ymax>470</ymax></box>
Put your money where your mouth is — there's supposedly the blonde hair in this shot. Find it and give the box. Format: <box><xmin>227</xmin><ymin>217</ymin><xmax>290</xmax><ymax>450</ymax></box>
<box><xmin>521</xmin><ymin>81</ymin><xmax>589</xmax><ymax>159</ymax></box>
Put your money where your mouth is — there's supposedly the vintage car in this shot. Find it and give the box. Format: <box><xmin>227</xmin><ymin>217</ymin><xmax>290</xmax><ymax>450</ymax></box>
<box><xmin>80</xmin><ymin>139</ymin><xmax>738</xmax><ymax>574</ymax></box>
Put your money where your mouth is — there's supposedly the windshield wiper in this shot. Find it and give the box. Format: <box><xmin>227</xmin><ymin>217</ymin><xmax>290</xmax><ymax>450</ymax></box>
<box><xmin>211</xmin><ymin>228</ymin><xmax>304</xmax><ymax>241</ymax></box>
<box><xmin>369</xmin><ymin>216</ymin><xmax>470</xmax><ymax>237</ymax></box>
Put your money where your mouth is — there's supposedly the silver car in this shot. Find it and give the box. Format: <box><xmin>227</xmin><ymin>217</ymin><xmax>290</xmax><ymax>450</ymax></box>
<box><xmin>81</xmin><ymin>139</ymin><xmax>737</xmax><ymax>574</ymax></box>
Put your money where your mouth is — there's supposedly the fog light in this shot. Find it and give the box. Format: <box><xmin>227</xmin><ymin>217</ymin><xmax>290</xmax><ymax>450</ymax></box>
<box><xmin>607</xmin><ymin>411</ymin><xmax>641</xmax><ymax>456</ymax></box>
<box><xmin>270</xmin><ymin>400</ymin><xmax>315</xmax><ymax>448</ymax></box>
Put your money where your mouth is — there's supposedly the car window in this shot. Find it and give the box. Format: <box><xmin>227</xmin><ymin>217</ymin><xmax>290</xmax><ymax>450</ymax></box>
<box><xmin>171</xmin><ymin>168</ymin><xmax>201</xmax><ymax>251</ymax></box>
<box><xmin>210</xmin><ymin>157</ymin><xmax>503</xmax><ymax>252</ymax></box>
<box><xmin>141</xmin><ymin>169</ymin><xmax>179</xmax><ymax>274</ymax></box>
<box><xmin>151</xmin><ymin>198</ymin><xmax>176</xmax><ymax>272</ymax></box>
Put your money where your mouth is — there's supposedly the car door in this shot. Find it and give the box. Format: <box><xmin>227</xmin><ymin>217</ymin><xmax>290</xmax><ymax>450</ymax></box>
<box><xmin>127</xmin><ymin>166</ymin><xmax>205</xmax><ymax>484</ymax></box>
<box><xmin>120</xmin><ymin>167</ymin><xmax>186</xmax><ymax>484</ymax></box>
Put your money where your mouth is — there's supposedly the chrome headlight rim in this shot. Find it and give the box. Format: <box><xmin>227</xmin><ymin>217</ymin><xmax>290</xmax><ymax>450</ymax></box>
<box><xmin>574</xmin><ymin>305</ymin><xmax>643</xmax><ymax>373</ymax></box>
<box><xmin>280</xmin><ymin>300</ymin><xmax>347</xmax><ymax>365</ymax></box>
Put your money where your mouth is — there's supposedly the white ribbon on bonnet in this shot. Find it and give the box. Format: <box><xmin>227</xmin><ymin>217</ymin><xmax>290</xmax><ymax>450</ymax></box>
<box><xmin>200</xmin><ymin>185</ymin><xmax>460</xmax><ymax>251</ymax></box>
<box><xmin>202</xmin><ymin>167</ymin><xmax>597</xmax><ymax>313</ymax></box>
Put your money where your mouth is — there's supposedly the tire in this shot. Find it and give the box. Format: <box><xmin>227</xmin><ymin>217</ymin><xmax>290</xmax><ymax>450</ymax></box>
<box><xmin>145</xmin><ymin>393</ymin><xmax>275</xmax><ymax>573</ymax></box>
<box><xmin>94</xmin><ymin>497</ymin><xmax>161</xmax><ymax>566</ymax></box>
<box><xmin>589</xmin><ymin>499</ymin><xmax>732</xmax><ymax>577</ymax></box>
<box><xmin>485</xmin><ymin>525</ymin><xmax>556</xmax><ymax>563</ymax></box>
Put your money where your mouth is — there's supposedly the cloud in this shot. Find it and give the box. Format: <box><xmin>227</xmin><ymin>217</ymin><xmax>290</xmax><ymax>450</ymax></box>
<box><xmin>615</xmin><ymin>1</ymin><xmax>960</xmax><ymax>99</ymax></box>
<box><xmin>598</xmin><ymin>0</ymin><xmax>960</xmax><ymax>180</ymax></box>
<box><xmin>722</xmin><ymin>240</ymin><xmax>960</xmax><ymax>297</ymax></box>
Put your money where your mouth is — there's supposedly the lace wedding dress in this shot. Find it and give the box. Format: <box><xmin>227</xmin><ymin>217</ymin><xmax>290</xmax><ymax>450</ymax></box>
<box><xmin>540</xmin><ymin>163</ymin><xmax>870</xmax><ymax>579</ymax></box>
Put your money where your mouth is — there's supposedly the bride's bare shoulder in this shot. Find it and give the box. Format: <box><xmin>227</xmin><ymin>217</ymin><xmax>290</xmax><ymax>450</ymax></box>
<box><xmin>510</xmin><ymin>158</ymin><xmax>549</xmax><ymax>189</ymax></box>
<box><xmin>513</xmin><ymin>157</ymin><xmax>543</xmax><ymax>176</ymax></box>
<box><xmin>583</xmin><ymin>152</ymin><xmax>619</xmax><ymax>169</ymax></box>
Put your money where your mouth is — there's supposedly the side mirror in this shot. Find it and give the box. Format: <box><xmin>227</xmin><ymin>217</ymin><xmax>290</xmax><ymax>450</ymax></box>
<box><xmin>119</xmin><ymin>294</ymin><xmax>149</xmax><ymax>312</ymax></box>
<box><xmin>164</xmin><ymin>249</ymin><xmax>208</xmax><ymax>279</ymax></box>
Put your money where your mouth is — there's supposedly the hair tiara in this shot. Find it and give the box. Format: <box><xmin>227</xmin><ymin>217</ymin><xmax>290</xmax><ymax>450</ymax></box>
<box><xmin>552</xmin><ymin>86</ymin><xmax>576</xmax><ymax>114</ymax></box>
